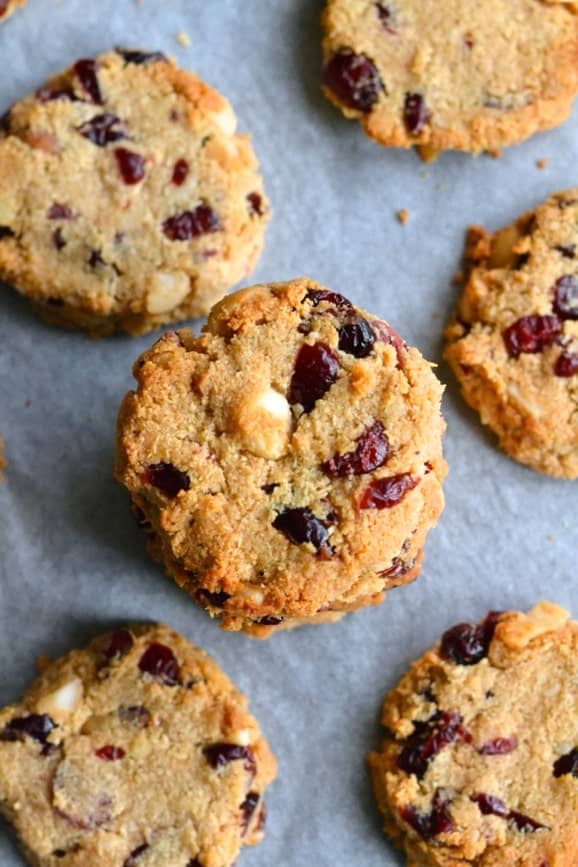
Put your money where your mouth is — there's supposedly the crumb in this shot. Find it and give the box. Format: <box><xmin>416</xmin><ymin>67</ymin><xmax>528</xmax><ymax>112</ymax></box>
<box><xmin>396</xmin><ymin>208</ymin><xmax>410</xmax><ymax>225</ymax></box>
<box><xmin>419</xmin><ymin>170</ymin><xmax>429</xmax><ymax>179</ymax></box>
<box><xmin>36</xmin><ymin>655</ymin><xmax>51</xmax><ymax>674</ymax></box>
<box><xmin>547</xmin><ymin>534</ymin><xmax>556</xmax><ymax>542</ymax></box>
<box><xmin>486</xmin><ymin>149</ymin><xmax>502</xmax><ymax>159</ymax></box>
<box><xmin>453</xmin><ymin>271</ymin><xmax>464</xmax><ymax>286</ymax></box>
<box><xmin>176</xmin><ymin>31</ymin><xmax>191</xmax><ymax>47</ymax></box>
<box><xmin>561</xmin><ymin>520</ymin><xmax>569</xmax><ymax>529</ymax></box>
<box><xmin>536</xmin><ymin>159</ymin><xmax>548</xmax><ymax>170</ymax></box>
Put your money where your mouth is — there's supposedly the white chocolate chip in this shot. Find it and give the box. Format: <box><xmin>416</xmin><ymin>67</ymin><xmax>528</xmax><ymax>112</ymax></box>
<box><xmin>235</xmin><ymin>387</ymin><xmax>292</xmax><ymax>460</ymax></box>
<box><xmin>233</xmin><ymin>729</ymin><xmax>251</xmax><ymax>746</ymax></box>
<box><xmin>37</xmin><ymin>678</ymin><xmax>83</xmax><ymax>718</ymax></box>
<box><xmin>241</xmin><ymin>587</ymin><xmax>265</xmax><ymax>605</ymax></box>
<box><xmin>211</xmin><ymin>100</ymin><xmax>237</xmax><ymax>136</ymax></box>
<box><xmin>146</xmin><ymin>272</ymin><xmax>190</xmax><ymax>314</ymax></box>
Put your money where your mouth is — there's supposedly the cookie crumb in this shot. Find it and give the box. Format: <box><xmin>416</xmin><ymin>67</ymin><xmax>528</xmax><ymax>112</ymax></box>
<box><xmin>397</xmin><ymin>209</ymin><xmax>410</xmax><ymax>225</ymax></box>
<box><xmin>176</xmin><ymin>31</ymin><xmax>191</xmax><ymax>47</ymax></box>
<box><xmin>547</xmin><ymin>533</ymin><xmax>556</xmax><ymax>542</ymax></box>
<box><xmin>453</xmin><ymin>271</ymin><xmax>465</xmax><ymax>286</ymax></box>
<box><xmin>486</xmin><ymin>149</ymin><xmax>502</xmax><ymax>159</ymax></box>
<box><xmin>536</xmin><ymin>158</ymin><xmax>548</xmax><ymax>170</ymax></box>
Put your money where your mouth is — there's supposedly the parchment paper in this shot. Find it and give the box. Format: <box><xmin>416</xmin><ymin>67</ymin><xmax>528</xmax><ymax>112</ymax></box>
<box><xmin>0</xmin><ymin>2</ymin><xmax>577</xmax><ymax>865</ymax></box>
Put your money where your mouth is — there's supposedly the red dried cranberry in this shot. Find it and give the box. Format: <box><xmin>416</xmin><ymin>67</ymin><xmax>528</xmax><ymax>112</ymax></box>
<box><xmin>241</xmin><ymin>791</ymin><xmax>260</xmax><ymax>833</ymax></box>
<box><xmin>204</xmin><ymin>743</ymin><xmax>256</xmax><ymax>775</ymax></box>
<box><xmin>0</xmin><ymin>714</ymin><xmax>55</xmax><ymax>745</ymax></box>
<box><xmin>376</xmin><ymin>3</ymin><xmax>396</xmax><ymax>33</ymax></box>
<box><xmin>273</xmin><ymin>507</ymin><xmax>330</xmax><ymax>552</ymax></box>
<box><xmin>247</xmin><ymin>192</ymin><xmax>265</xmax><ymax>216</ymax></box>
<box><xmin>78</xmin><ymin>113</ymin><xmax>126</xmax><ymax>147</ymax></box>
<box><xmin>288</xmin><ymin>342</ymin><xmax>339</xmax><ymax>412</ymax></box>
<box><xmin>323</xmin><ymin>421</ymin><xmax>389</xmax><ymax>477</ymax></box>
<box><xmin>144</xmin><ymin>462</ymin><xmax>190</xmax><ymax>498</ymax></box>
<box><xmin>199</xmin><ymin>589</ymin><xmax>231</xmax><ymax>608</ymax></box>
<box><xmin>52</xmin><ymin>228</ymin><xmax>66</xmax><ymax>251</ymax></box>
<box><xmin>172</xmin><ymin>158</ymin><xmax>189</xmax><ymax>186</ymax></box>
<box><xmin>258</xmin><ymin>616</ymin><xmax>283</xmax><ymax>626</ymax></box>
<box><xmin>404</xmin><ymin>93</ymin><xmax>429</xmax><ymax>134</ymax></box>
<box><xmin>371</xmin><ymin>319</ymin><xmax>405</xmax><ymax>351</ymax></box>
<box><xmin>555</xmin><ymin>244</ymin><xmax>576</xmax><ymax>259</ymax></box>
<box><xmin>322</xmin><ymin>49</ymin><xmax>382</xmax><ymax>112</ymax></box>
<box><xmin>338</xmin><ymin>319</ymin><xmax>376</xmax><ymax>357</ymax></box>
<box><xmin>116</xmin><ymin>49</ymin><xmax>167</xmax><ymax>65</ymax></box>
<box><xmin>162</xmin><ymin>205</ymin><xmax>220</xmax><ymax>241</ymax></box>
<box><xmin>37</xmin><ymin>86</ymin><xmax>77</xmax><ymax>102</ymax></box>
<box><xmin>400</xmin><ymin>789</ymin><xmax>453</xmax><ymax>840</ymax></box>
<box><xmin>553</xmin><ymin>747</ymin><xmax>578</xmax><ymax>778</ymax></box>
<box><xmin>440</xmin><ymin>611</ymin><xmax>501</xmax><ymax>666</ymax></box>
<box><xmin>114</xmin><ymin>147</ymin><xmax>145</xmax><ymax>185</ymax></box>
<box><xmin>379</xmin><ymin>557</ymin><xmax>415</xmax><ymax>579</ymax></box>
<box><xmin>397</xmin><ymin>711</ymin><xmax>470</xmax><ymax>779</ymax></box>
<box><xmin>359</xmin><ymin>473</ymin><xmax>418</xmax><ymax>510</ymax></box>
<box><xmin>478</xmin><ymin>735</ymin><xmax>517</xmax><ymax>755</ymax></box>
<box><xmin>503</xmin><ymin>314</ymin><xmax>562</xmax><ymax>357</ymax></box>
<box><xmin>138</xmin><ymin>643</ymin><xmax>180</xmax><ymax>685</ymax></box>
<box><xmin>74</xmin><ymin>59</ymin><xmax>103</xmax><ymax>105</ymax></box>
<box><xmin>88</xmin><ymin>249</ymin><xmax>105</xmax><ymax>269</ymax></box>
<box><xmin>471</xmin><ymin>793</ymin><xmax>509</xmax><ymax>817</ymax></box>
<box><xmin>123</xmin><ymin>844</ymin><xmax>149</xmax><ymax>866</ymax></box>
<box><xmin>553</xmin><ymin>275</ymin><xmax>578</xmax><ymax>320</ymax></box>
<box><xmin>101</xmin><ymin>628</ymin><xmax>134</xmax><ymax>661</ymax></box>
<box><xmin>307</xmin><ymin>288</ymin><xmax>354</xmax><ymax>313</ymax></box>
<box><xmin>0</xmin><ymin>226</ymin><xmax>15</xmax><ymax>239</ymax></box>
<box><xmin>48</xmin><ymin>204</ymin><xmax>74</xmax><ymax>220</ymax></box>
<box><xmin>186</xmin><ymin>861</ymin><xmax>202</xmax><ymax>867</ymax></box>
<box><xmin>95</xmin><ymin>745</ymin><xmax>126</xmax><ymax>761</ymax></box>
<box><xmin>509</xmin><ymin>811</ymin><xmax>545</xmax><ymax>833</ymax></box>
<box><xmin>118</xmin><ymin>705</ymin><xmax>150</xmax><ymax>726</ymax></box>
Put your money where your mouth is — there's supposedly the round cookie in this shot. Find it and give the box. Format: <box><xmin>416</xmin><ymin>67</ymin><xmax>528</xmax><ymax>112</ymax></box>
<box><xmin>321</xmin><ymin>0</ymin><xmax>578</xmax><ymax>159</ymax></box>
<box><xmin>0</xmin><ymin>50</ymin><xmax>268</xmax><ymax>336</ymax></box>
<box><xmin>368</xmin><ymin>601</ymin><xmax>578</xmax><ymax>867</ymax></box>
<box><xmin>444</xmin><ymin>190</ymin><xmax>578</xmax><ymax>479</ymax></box>
<box><xmin>0</xmin><ymin>0</ymin><xmax>25</xmax><ymax>22</ymax></box>
<box><xmin>115</xmin><ymin>278</ymin><xmax>446</xmax><ymax>638</ymax></box>
<box><xmin>0</xmin><ymin>623</ymin><xmax>276</xmax><ymax>866</ymax></box>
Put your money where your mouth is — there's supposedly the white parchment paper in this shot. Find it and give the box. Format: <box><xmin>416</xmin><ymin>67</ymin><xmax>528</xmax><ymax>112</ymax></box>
<box><xmin>0</xmin><ymin>2</ymin><xmax>577</xmax><ymax>865</ymax></box>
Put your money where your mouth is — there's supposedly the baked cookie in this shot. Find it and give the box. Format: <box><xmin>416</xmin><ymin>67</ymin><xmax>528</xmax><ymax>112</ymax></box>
<box><xmin>115</xmin><ymin>278</ymin><xmax>446</xmax><ymax>638</ymax></box>
<box><xmin>368</xmin><ymin>601</ymin><xmax>578</xmax><ymax>867</ymax></box>
<box><xmin>0</xmin><ymin>0</ymin><xmax>25</xmax><ymax>22</ymax></box>
<box><xmin>444</xmin><ymin>190</ymin><xmax>578</xmax><ymax>479</ymax></box>
<box><xmin>0</xmin><ymin>50</ymin><xmax>268</xmax><ymax>336</ymax></box>
<box><xmin>321</xmin><ymin>0</ymin><xmax>578</xmax><ymax>159</ymax></box>
<box><xmin>0</xmin><ymin>624</ymin><xmax>276</xmax><ymax>866</ymax></box>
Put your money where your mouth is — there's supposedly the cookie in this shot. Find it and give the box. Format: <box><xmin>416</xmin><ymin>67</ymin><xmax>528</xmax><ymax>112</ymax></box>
<box><xmin>115</xmin><ymin>278</ymin><xmax>446</xmax><ymax>638</ymax></box>
<box><xmin>0</xmin><ymin>624</ymin><xmax>276</xmax><ymax>866</ymax></box>
<box><xmin>368</xmin><ymin>601</ymin><xmax>578</xmax><ymax>867</ymax></box>
<box><xmin>321</xmin><ymin>0</ymin><xmax>578</xmax><ymax>159</ymax></box>
<box><xmin>0</xmin><ymin>50</ymin><xmax>268</xmax><ymax>336</ymax></box>
<box><xmin>0</xmin><ymin>0</ymin><xmax>25</xmax><ymax>22</ymax></box>
<box><xmin>444</xmin><ymin>190</ymin><xmax>578</xmax><ymax>479</ymax></box>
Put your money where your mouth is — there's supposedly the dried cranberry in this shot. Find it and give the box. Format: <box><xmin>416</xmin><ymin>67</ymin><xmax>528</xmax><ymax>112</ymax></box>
<box><xmin>78</xmin><ymin>113</ymin><xmax>126</xmax><ymax>147</ymax></box>
<box><xmin>143</xmin><ymin>462</ymin><xmax>190</xmax><ymax>498</ymax></box>
<box><xmin>0</xmin><ymin>226</ymin><xmax>15</xmax><ymax>239</ymax></box>
<box><xmin>162</xmin><ymin>205</ymin><xmax>220</xmax><ymax>241</ymax></box>
<box><xmin>88</xmin><ymin>249</ymin><xmax>105</xmax><ymax>268</ymax></box>
<box><xmin>95</xmin><ymin>745</ymin><xmax>126</xmax><ymax>761</ymax></box>
<box><xmin>288</xmin><ymin>342</ymin><xmax>339</xmax><ymax>412</ymax></box>
<box><xmin>204</xmin><ymin>743</ymin><xmax>256</xmax><ymax>775</ymax></box>
<box><xmin>37</xmin><ymin>86</ymin><xmax>77</xmax><ymax>102</ymax></box>
<box><xmin>118</xmin><ymin>705</ymin><xmax>150</xmax><ymax>726</ymax></box>
<box><xmin>503</xmin><ymin>314</ymin><xmax>562</xmax><ymax>357</ymax></box>
<box><xmin>172</xmin><ymin>158</ymin><xmax>189</xmax><ymax>186</ymax></box>
<box><xmin>397</xmin><ymin>711</ymin><xmax>470</xmax><ymax>779</ymax></box>
<box><xmin>307</xmin><ymin>288</ymin><xmax>354</xmax><ymax>313</ymax></box>
<box><xmin>338</xmin><ymin>319</ymin><xmax>376</xmax><ymax>357</ymax></box>
<box><xmin>553</xmin><ymin>275</ymin><xmax>578</xmax><ymax>320</ymax></box>
<box><xmin>186</xmin><ymin>861</ymin><xmax>202</xmax><ymax>867</ymax></box>
<box><xmin>376</xmin><ymin>3</ymin><xmax>396</xmax><ymax>33</ymax></box>
<box><xmin>555</xmin><ymin>244</ymin><xmax>576</xmax><ymax>259</ymax></box>
<box><xmin>123</xmin><ymin>844</ymin><xmax>149</xmax><ymax>866</ymax></box>
<box><xmin>199</xmin><ymin>589</ymin><xmax>231</xmax><ymax>607</ymax></box>
<box><xmin>322</xmin><ymin>49</ymin><xmax>382</xmax><ymax>112</ymax></box>
<box><xmin>138</xmin><ymin>643</ymin><xmax>180</xmax><ymax>685</ymax></box>
<box><xmin>247</xmin><ymin>192</ymin><xmax>265</xmax><ymax>216</ymax></box>
<box><xmin>114</xmin><ymin>147</ymin><xmax>145</xmax><ymax>185</ymax></box>
<box><xmin>379</xmin><ymin>557</ymin><xmax>416</xmax><ymax>579</ymax></box>
<box><xmin>553</xmin><ymin>747</ymin><xmax>578</xmax><ymax>778</ymax></box>
<box><xmin>101</xmin><ymin>628</ymin><xmax>134</xmax><ymax>661</ymax></box>
<box><xmin>241</xmin><ymin>791</ymin><xmax>260</xmax><ymax>832</ymax></box>
<box><xmin>404</xmin><ymin>93</ymin><xmax>429</xmax><ymax>134</ymax></box>
<box><xmin>509</xmin><ymin>811</ymin><xmax>545</xmax><ymax>832</ymax></box>
<box><xmin>74</xmin><ymin>59</ymin><xmax>103</xmax><ymax>105</ymax></box>
<box><xmin>0</xmin><ymin>714</ymin><xmax>56</xmax><ymax>745</ymax></box>
<box><xmin>48</xmin><ymin>204</ymin><xmax>74</xmax><ymax>220</ymax></box>
<box><xmin>359</xmin><ymin>473</ymin><xmax>418</xmax><ymax>510</ymax></box>
<box><xmin>273</xmin><ymin>507</ymin><xmax>330</xmax><ymax>552</ymax></box>
<box><xmin>258</xmin><ymin>616</ymin><xmax>283</xmax><ymax>626</ymax></box>
<box><xmin>478</xmin><ymin>736</ymin><xmax>517</xmax><ymax>755</ymax></box>
<box><xmin>323</xmin><ymin>421</ymin><xmax>389</xmax><ymax>477</ymax></box>
<box><xmin>117</xmin><ymin>49</ymin><xmax>167</xmax><ymax>65</ymax></box>
<box><xmin>371</xmin><ymin>319</ymin><xmax>405</xmax><ymax>352</ymax></box>
<box><xmin>440</xmin><ymin>611</ymin><xmax>501</xmax><ymax>666</ymax></box>
<box><xmin>554</xmin><ymin>349</ymin><xmax>578</xmax><ymax>376</ymax></box>
<box><xmin>400</xmin><ymin>789</ymin><xmax>453</xmax><ymax>840</ymax></box>
<box><xmin>52</xmin><ymin>228</ymin><xmax>66</xmax><ymax>251</ymax></box>
<box><xmin>471</xmin><ymin>793</ymin><xmax>509</xmax><ymax>817</ymax></box>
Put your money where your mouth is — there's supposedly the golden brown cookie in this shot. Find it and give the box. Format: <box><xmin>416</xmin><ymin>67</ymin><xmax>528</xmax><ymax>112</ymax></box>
<box><xmin>0</xmin><ymin>624</ymin><xmax>276</xmax><ymax>866</ymax></box>
<box><xmin>0</xmin><ymin>50</ymin><xmax>268</xmax><ymax>336</ymax></box>
<box><xmin>368</xmin><ymin>601</ymin><xmax>578</xmax><ymax>867</ymax></box>
<box><xmin>444</xmin><ymin>190</ymin><xmax>578</xmax><ymax>479</ymax></box>
<box><xmin>321</xmin><ymin>0</ymin><xmax>578</xmax><ymax>159</ymax></box>
<box><xmin>0</xmin><ymin>0</ymin><xmax>25</xmax><ymax>23</ymax></box>
<box><xmin>115</xmin><ymin>278</ymin><xmax>446</xmax><ymax>637</ymax></box>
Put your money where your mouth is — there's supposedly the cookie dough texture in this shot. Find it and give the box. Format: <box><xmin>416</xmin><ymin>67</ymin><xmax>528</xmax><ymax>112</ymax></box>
<box><xmin>0</xmin><ymin>50</ymin><xmax>268</xmax><ymax>335</ymax></box>
<box><xmin>321</xmin><ymin>0</ymin><xmax>578</xmax><ymax>158</ymax></box>
<box><xmin>369</xmin><ymin>601</ymin><xmax>578</xmax><ymax>866</ymax></box>
<box><xmin>0</xmin><ymin>0</ymin><xmax>25</xmax><ymax>22</ymax></box>
<box><xmin>445</xmin><ymin>190</ymin><xmax>578</xmax><ymax>479</ymax></box>
<box><xmin>0</xmin><ymin>624</ymin><xmax>276</xmax><ymax>867</ymax></box>
<box><xmin>115</xmin><ymin>278</ymin><xmax>446</xmax><ymax>638</ymax></box>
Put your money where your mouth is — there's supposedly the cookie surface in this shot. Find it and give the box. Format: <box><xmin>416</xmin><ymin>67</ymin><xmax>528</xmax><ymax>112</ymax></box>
<box><xmin>0</xmin><ymin>50</ymin><xmax>268</xmax><ymax>335</ymax></box>
<box><xmin>368</xmin><ymin>601</ymin><xmax>578</xmax><ymax>866</ymax></box>
<box><xmin>444</xmin><ymin>190</ymin><xmax>578</xmax><ymax>479</ymax></box>
<box><xmin>321</xmin><ymin>0</ymin><xmax>578</xmax><ymax>158</ymax></box>
<box><xmin>115</xmin><ymin>278</ymin><xmax>446</xmax><ymax>637</ymax></box>
<box><xmin>0</xmin><ymin>624</ymin><xmax>276</xmax><ymax>866</ymax></box>
<box><xmin>0</xmin><ymin>0</ymin><xmax>25</xmax><ymax>22</ymax></box>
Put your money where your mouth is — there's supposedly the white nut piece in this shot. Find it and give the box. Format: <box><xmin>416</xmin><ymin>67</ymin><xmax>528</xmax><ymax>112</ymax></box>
<box><xmin>146</xmin><ymin>271</ymin><xmax>190</xmax><ymax>314</ymax></box>
<box><xmin>235</xmin><ymin>386</ymin><xmax>292</xmax><ymax>460</ymax></box>
<box><xmin>36</xmin><ymin>677</ymin><xmax>83</xmax><ymax>719</ymax></box>
<box><xmin>210</xmin><ymin>99</ymin><xmax>237</xmax><ymax>136</ymax></box>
